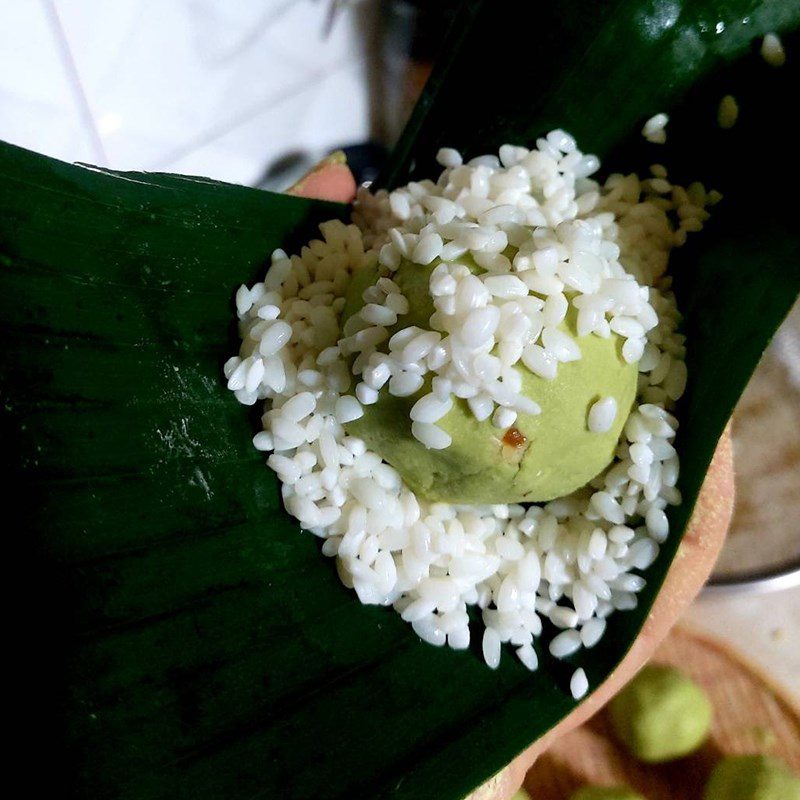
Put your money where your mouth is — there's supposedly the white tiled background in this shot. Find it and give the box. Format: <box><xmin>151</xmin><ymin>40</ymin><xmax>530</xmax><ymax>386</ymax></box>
<box><xmin>0</xmin><ymin>0</ymin><xmax>373</xmax><ymax>187</ymax></box>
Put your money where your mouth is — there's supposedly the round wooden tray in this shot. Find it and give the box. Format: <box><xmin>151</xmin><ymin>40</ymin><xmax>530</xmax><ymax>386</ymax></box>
<box><xmin>524</xmin><ymin>626</ymin><xmax>800</xmax><ymax>799</ymax></box>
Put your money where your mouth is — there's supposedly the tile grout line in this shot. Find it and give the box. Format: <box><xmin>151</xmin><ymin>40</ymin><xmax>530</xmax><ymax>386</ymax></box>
<box><xmin>149</xmin><ymin>55</ymin><xmax>366</xmax><ymax>172</ymax></box>
<box><xmin>205</xmin><ymin>0</ymin><xmax>303</xmax><ymax>64</ymax></box>
<box><xmin>40</xmin><ymin>0</ymin><xmax>108</xmax><ymax>166</ymax></box>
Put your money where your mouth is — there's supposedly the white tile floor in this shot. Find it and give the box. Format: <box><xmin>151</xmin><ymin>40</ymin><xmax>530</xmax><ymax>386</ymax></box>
<box><xmin>0</xmin><ymin>0</ymin><xmax>372</xmax><ymax>186</ymax></box>
<box><xmin>688</xmin><ymin>587</ymin><xmax>800</xmax><ymax>702</ymax></box>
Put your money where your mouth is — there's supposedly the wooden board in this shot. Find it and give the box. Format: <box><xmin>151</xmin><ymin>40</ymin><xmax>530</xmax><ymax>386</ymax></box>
<box><xmin>714</xmin><ymin>299</ymin><xmax>800</xmax><ymax>578</ymax></box>
<box><xmin>524</xmin><ymin>627</ymin><xmax>800</xmax><ymax>799</ymax></box>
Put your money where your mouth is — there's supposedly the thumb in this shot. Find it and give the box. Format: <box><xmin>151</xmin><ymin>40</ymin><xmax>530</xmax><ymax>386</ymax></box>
<box><xmin>286</xmin><ymin>151</ymin><xmax>357</xmax><ymax>203</ymax></box>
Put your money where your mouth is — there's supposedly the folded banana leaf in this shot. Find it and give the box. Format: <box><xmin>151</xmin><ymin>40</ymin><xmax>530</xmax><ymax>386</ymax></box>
<box><xmin>2</xmin><ymin>1</ymin><xmax>799</xmax><ymax>798</ymax></box>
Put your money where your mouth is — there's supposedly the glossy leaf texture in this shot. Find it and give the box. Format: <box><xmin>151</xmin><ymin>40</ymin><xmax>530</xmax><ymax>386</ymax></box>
<box><xmin>2</xmin><ymin>2</ymin><xmax>799</xmax><ymax>798</ymax></box>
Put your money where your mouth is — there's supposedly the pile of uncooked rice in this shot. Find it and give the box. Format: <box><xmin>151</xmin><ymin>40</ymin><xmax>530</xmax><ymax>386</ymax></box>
<box><xmin>225</xmin><ymin>130</ymin><xmax>716</xmax><ymax>699</ymax></box>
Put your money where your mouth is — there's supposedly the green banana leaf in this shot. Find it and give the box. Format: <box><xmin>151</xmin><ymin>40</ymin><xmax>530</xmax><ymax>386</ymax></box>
<box><xmin>2</xmin><ymin>1</ymin><xmax>799</xmax><ymax>798</ymax></box>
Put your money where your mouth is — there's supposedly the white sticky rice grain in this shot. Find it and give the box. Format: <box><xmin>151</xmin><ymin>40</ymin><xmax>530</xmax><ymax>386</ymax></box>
<box><xmin>281</xmin><ymin>392</ymin><xmax>316</xmax><ymax>422</ymax></box>
<box><xmin>517</xmin><ymin>644</ymin><xmax>539</xmax><ymax>671</ymax></box>
<box><xmin>645</xmin><ymin>506</ymin><xmax>669</xmax><ymax>541</ymax></box>
<box><xmin>549</xmin><ymin>629</ymin><xmax>582</xmax><ymax>658</ymax></box>
<box><xmin>356</xmin><ymin>383</ymin><xmax>380</xmax><ymax>405</ymax></box>
<box><xmin>386</xmin><ymin>292</ymin><xmax>410</xmax><ymax>315</ymax></box>
<box><xmin>226</xmin><ymin>360</ymin><xmax>247</xmax><ymax>391</ymax></box>
<box><xmin>580</xmin><ymin>618</ymin><xmax>606</xmax><ymax>649</ymax></box>
<box><xmin>493</xmin><ymin>407</ymin><xmax>517</xmax><ymax>429</ymax></box>
<box><xmin>412</xmin><ymin>617</ymin><xmax>446</xmax><ymax>647</ymax></box>
<box><xmin>319</xmin><ymin>432</ymin><xmax>340</xmax><ymax>469</ymax></box>
<box><xmin>413</xmin><ymin>233</ymin><xmax>444</xmax><ymax>265</ymax></box>
<box><xmin>252</xmin><ymin>431</ymin><xmax>274</xmax><ymax>451</ymax></box>
<box><xmin>622</xmin><ymin>337</ymin><xmax>645</xmax><ymax>364</ymax></box>
<box><xmin>448</xmin><ymin>627</ymin><xmax>470</xmax><ymax>650</ymax></box>
<box><xmin>334</xmin><ymin>395</ymin><xmax>364</xmax><ymax>424</ymax></box>
<box><xmin>627</xmin><ymin>538</ymin><xmax>660</xmax><ymax>570</ymax></box>
<box><xmin>436</xmin><ymin>147</ymin><xmax>463</xmax><ymax>168</ymax></box>
<box><xmin>550</xmin><ymin>605</ymin><xmax>580</xmax><ymax>629</ymax></box>
<box><xmin>522</xmin><ymin>344</ymin><xmax>558</xmax><ymax>380</ymax></box>
<box><xmin>483</xmin><ymin>628</ymin><xmax>502</xmax><ymax>669</ymax></box>
<box><xmin>588</xmin><ymin>397</ymin><xmax>617</xmax><ymax>433</ymax></box>
<box><xmin>268</xmin><ymin>454</ymin><xmax>301</xmax><ymax>484</ymax></box>
<box><xmin>226</xmin><ymin>129</ymin><xmax>698</xmax><ymax>688</ymax></box>
<box><xmin>642</xmin><ymin>113</ymin><xmax>669</xmax><ymax>144</ymax></box>
<box><xmin>258</xmin><ymin>321</ymin><xmax>292</xmax><ymax>357</ymax></box>
<box><xmin>412</xmin><ymin>422</ymin><xmax>452</xmax><ymax>450</ymax></box>
<box><xmin>571</xmin><ymin>668</ymin><xmax>589</xmax><ymax>699</ymax></box>
<box><xmin>410</xmin><ymin>394</ymin><xmax>453</xmax><ymax>424</ymax></box>
<box><xmin>591</xmin><ymin>492</ymin><xmax>626</xmax><ymax>525</ymax></box>
<box><xmin>389</xmin><ymin>372</ymin><xmax>425</xmax><ymax>397</ymax></box>
<box><xmin>543</xmin><ymin>326</ymin><xmax>581</xmax><ymax>362</ymax></box>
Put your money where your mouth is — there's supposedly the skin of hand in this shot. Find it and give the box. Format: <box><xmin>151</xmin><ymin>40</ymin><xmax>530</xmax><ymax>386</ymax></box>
<box><xmin>287</xmin><ymin>151</ymin><xmax>357</xmax><ymax>203</ymax></box>
<box><xmin>290</xmin><ymin>160</ymin><xmax>736</xmax><ymax>800</ymax></box>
